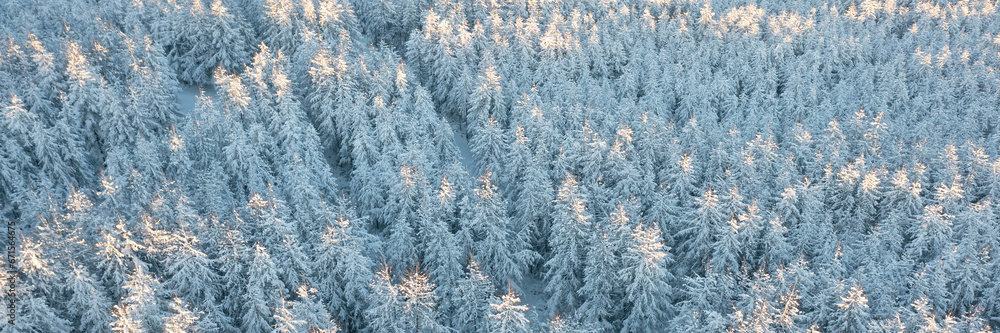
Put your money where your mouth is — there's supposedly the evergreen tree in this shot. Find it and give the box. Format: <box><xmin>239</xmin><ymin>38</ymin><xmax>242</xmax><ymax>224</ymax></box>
<box><xmin>288</xmin><ymin>284</ymin><xmax>339</xmax><ymax>333</ymax></box>
<box><xmin>242</xmin><ymin>243</ymin><xmax>283</xmax><ymax>333</ymax></box>
<box><xmin>65</xmin><ymin>264</ymin><xmax>113</xmax><ymax>333</ymax></box>
<box><xmin>454</xmin><ymin>259</ymin><xmax>498</xmax><ymax>333</ymax></box>
<box><xmin>365</xmin><ymin>263</ymin><xmax>405</xmax><ymax>333</ymax></box>
<box><xmin>488</xmin><ymin>286</ymin><xmax>532</xmax><ymax>333</ymax></box>
<box><xmin>678</xmin><ymin>188</ymin><xmax>726</xmax><ymax>273</ymax></box>
<box><xmin>311</xmin><ymin>203</ymin><xmax>373</xmax><ymax>333</ymax></box>
<box><xmin>620</xmin><ymin>222</ymin><xmax>673</xmax><ymax>333</ymax></box>
<box><xmin>545</xmin><ymin>173</ymin><xmax>591</xmax><ymax>316</ymax></box>
<box><xmin>576</xmin><ymin>232</ymin><xmax>620</xmax><ymax>331</ymax></box>
<box><xmin>399</xmin><ymin>268</ymin><xmax>448</xmax><ymax>332</ymax></box>
<box><xmin>180</xmin><ymin>0</ymin><xmax>254</xmax><ymax>84</ymax></box>
<box><xmin>163</xmin><ymin>297</ymin><xmax>202</xmax><ymax>333</ymax></box>
<box><xmin>829</xmin><ymin>283</ymin><xmax>872</xmax><ymax>333</ymax></box>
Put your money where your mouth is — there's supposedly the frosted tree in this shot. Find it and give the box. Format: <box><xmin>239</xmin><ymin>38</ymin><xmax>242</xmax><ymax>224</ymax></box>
<box><xmin>416</xmin><ymin>187</ymin><xmax>463</xmax><ymax>316</ymax></box>
<box><xmin>163</xmin><ymin>226</ymin><xmax>220</xmax><ymax>322</ymax></box>
<box><xmin>307</xmin><ymin>46</ymin><xmax>357</xmax><ymax>157</ymax></box>
<box><xmin>469</xmin><ymin>116</ymin><xmax>508</xmax><ymax>176</ymax></box>
<box><xmin>488</xmin><ymin>286</ymin><xmax>532</xmax><ymax>333</ymax></box>
<box><xmin>119</xmin><ymin>265</ymin><xmax>165</xmax><ymax>332</ymax></box>
<box><xmin>829</xmin><ymin>283</ymin><xmax>872</xmax><ymax>333</ymax></box>
<box><xmin>678</xmin><ymin>188</ymin><xmax>726</xmax><ymax>273</ymax></box>
<box><xmin>4</xmin><ymin>286</ymin><xmax>73</xmax><ymax>333</ymax></box>
<box><xmin>95</xmin><ymin>217</ymin><xmax>144</xmax><ymax>299</ymax></box>
<box><xmin>272</xmin><ymin>300</ymin><xmax>305</xmax><ymax>333</ymax></box>
<box><xmin>180</xmin><ymin>0</ymin><xmax>254</xmax><ymax>84</ymax></box>
<box><xmin>216</xmin><ymin>228</ymin><xmax>249</xmax><ymax>329</ymax></box>
<box><xmin>385</xmin><ymin>164</ymin><xmax>423</xmax><ymax>269</ymax></box>
<box><xmin>311</xmin><ymin>206</ymin><xmax>373</xmax><ymax>333</ymax></box>
<box><xmin>244</xmin><ymin>191</ymin><xmax>312</xmax><ymax>293</ymax></box>
<box><xmin>945</xmin><ymin>217</ymin><xmax>989</xmax><ymax>315</ymax></box>
<box><xmin>906</xmin><ymin>204</ymin><xmax>954</xmax><ymax>262</ymax></box>
<box><xmin>454</xmin><ymin>259</ymin><xmax>498</xmax><ymax>333</ymax></box>
<box><xmin>545</xmin><ymin>173</ymin><xmax>591</xmax><ymax>315</ymax></box>
<box><xmin>65</xmin><ymin>264</ymin><xmax>113</xmax><ymax>333</ymax></box>
<box><xmin>287</xmin><ymin>284</ymin><xmax>339</xmax><ymax>333</ymax></box>
<box><xmin>61</xmin><ymin>40</ymin><xmax>101</xmax><ymax>160</ymax></box>
<box><xmin>260</xmin><ymin>0</ymin><xmax>301</xmax><ymax>55</ymax></box>
<box><xmin>163</xmin><ymin>297</ymin><xmax>201</xmax><ymax>333</ymax></box>
<box><xmin>620</xmin><ymin>222</ymin><xmax>673</xmax><ymax>333</ymax></box>
<box><xmin>242</xmin><ymin>243</ymin><xmax>283</xmax><ymax>333</ymax></box>
<box><xmin>0</xmin><ymin>95</ymin><xmax>39</xmax><ymax>198</ymax></box>
<box><xmin>223</xmin><ymin>121</ymin><xmax>274</xmax><ymax>198</ymax></box>
<box><xmin>22</xmin><ymin>33</ymin><xmax>62</xmax><ymax>120</ymax></box>
<box><xmin>576</xmin><ymin>232</ymin><xmax>621</xmax><ymax>331</ymax></box>
<box><xmin>365</xmin><ymin>263</ymin><xmax>405</xmax><ymax>333</ymax></box>
<box><xmin>399</xmin><ymin>268</ymin><xmax>448</xmax><ymax>332</ymax></box>
<box><xmin>466</xmin><ymin>171</ymin><xmax>536</xmax><ymax>288</ymax></box>
<box><xmin>317</xmin><ymin>0</ymin><xmax>358</xmax><ymax>41</ymax></box>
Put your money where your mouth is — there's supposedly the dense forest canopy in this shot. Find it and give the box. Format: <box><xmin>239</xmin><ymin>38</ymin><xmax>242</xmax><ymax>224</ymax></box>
<box><xmin>2</xmin><ymin>0</ymin><xmax>1000</xmax><ymax>331</ymax></box>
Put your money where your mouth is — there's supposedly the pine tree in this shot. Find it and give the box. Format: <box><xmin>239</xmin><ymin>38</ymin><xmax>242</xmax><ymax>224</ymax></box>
<box><xmin>272</xmin><ymin>300</ymin><xmax>305</xmax><ymax>333</ymax></box>
<box><xmin>120</xmin><ymin>266</ymin><xmax>165</xmax><ymax>332</ymax></box>
<box><xmin>466</xmin><ymin>171</ymin><xmax>536</xmax><ymax>288</ymax></box>
<box><xmin>545</xmin><ymin>173</ymin><xmax>591</xmax><ymax>316</ymax></box>
<box><xmin>6</xmin><ymin>287</ymin><xmax>73</xmax><ymax>333</ymax></box>
<box><xmin>513</xmin><ymin>149</ymin><xmax>554</xmax><ymax>252</ymax></box>
<box><xmin>245</xmin><ymin>191</ymin><xmax>311</xmax><ymax>293</ymax></box>
<box><xmin>399</xmin><ymin>267</ymin><xmax>448</xmax><ymax>332</ymax></box>
<box><xmin>180</xmin><ymin>0</ymin><xmax>254</xmax><ymax>84</ymax></box>
<box><xmin>906</xmin><ymin>204</ymin><xmax>954</xmax><ymax>262</ymax></box>
<box><xmin>164</xmin><ymin>226</ymin><xmax>219</xmax><ymax>313</ymax></box>
<box><xmin>488</xmin><ymin>286</ymin><xmax>532</xmax><ymax>333</ymax></box>
<box><xmin>61</xmin><ymin>40</ymin><xmax>101</xmax><ymax>162</ymax></box>
<box><xmin>385</xmin><ymin>164</ymin><xmax>423</xmax><ymax>269</ymax></box>
<box><xmin>576</xmin><ymin>232</ymin><xmax>620</xmax><ymax>331</ymax></box>
<box><xmin>620</xmin><ymin>222</ymin><xmax>673</xmax><ymax>333</ymax></box>
<box><xmin>242</xmin><ymin>243</ymin><xmax>283</xmax><ymax>333</ymax></box>
<box><xmin>163</xmin><ymin>297</ymin><xmax>201</xmax><ymax>333</ymax></box>
<box><xmin>416</xmin><ymin>188</ymin><xmax>463</xmax><ymax>318</ymax></box>
<box><xmin>311</xmin><ymin>203</ymin><xmax>373</xmax><ymax>332</ymax></box>
<box><xmin>217</xmin><ymin>228</ymin><xmax>250</xmax><ymax>329</ymax></box>
<box><xmin>678</xmin><ymin>188</ymin><xmax>726</xmax><ymax>273</ymax></box>
<box><xmin>65</xmin><ymin>264</ymin><xmax>113</xmax><ymax>333</ymax></box>
<box><xmin>829</xmin><ymin>283</ymin><xmax>872</xmax><ymax>333</ymax></box>
<box><xmin>454</xmin><ymin>259</ymin><xmax>498</xmax><ymax>333</ymax></box>
<box><xmin>365</xmin><ymin>263</ymin><xmax>405</xmax><ymax>333</ymax></box>
<box><xmin>288</xmin><ymin>284</ymin><xmax>339</xmax><ymax>333</ymax></box>
<box><xmin>470</xmin><ymin>116</ymin><xmax>508</xmax><ymax>176</ymax></box>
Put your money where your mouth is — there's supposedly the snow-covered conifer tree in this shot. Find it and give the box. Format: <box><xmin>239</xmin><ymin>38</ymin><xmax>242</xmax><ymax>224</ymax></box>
<box><xmin>620</xmin><ymin>222</ymin><xmax>673</xmax><ymax>333</ymax></box>
<box><xmin>488</xmin><ymin>286</ymin><xmax>532</xmax><ymax>333</ymax></box>
<box><xmin>453</xmin><ymin>259</ymin><xmax>498</xmax><ymax>333</ymax></box>
<box><xmin>242</xmin><ymin>243</ymin><xmax>283</xmax><ymax>333</ymax></box>
<box><xmin>365</xmin><ymin>263</ymin><xmax>405</xmax><ymax>333</ymax></box>
<box><xmin>545</xmin><ymin>173</ymin><xmax>591</xmax><ymax>316</ymax></box>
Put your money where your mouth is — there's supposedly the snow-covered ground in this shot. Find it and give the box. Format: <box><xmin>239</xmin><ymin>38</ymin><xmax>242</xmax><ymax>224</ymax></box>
<box><xmin>519</xmin><ymin>274</ymin><xmax>548</xmax><ymax>327</ymax></box>
<box><xmin>176</xmin><ymin>84</ymin><xmax>218</xmax><ymax>115</ymax></box>
<box><xmin>449</xmin><ymin>122</ymin><xmax>475</xmax><ymax>171</ymax></box>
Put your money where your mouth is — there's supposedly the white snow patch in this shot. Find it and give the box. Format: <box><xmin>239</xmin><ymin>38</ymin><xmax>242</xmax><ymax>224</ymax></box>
<box><xmin>519</xmin><ymin>274</ymin><xmax>548</xmax><ymax>328</ymax></box>
<box><xmin>449</xmin><ymin>122</ymin><xmax>476</xmax><ymax>172</ymax></box>
<box><xmin>176</xmin><ymin>84</ymin><xmax>218</xmax><ymax>115</ymax></box>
